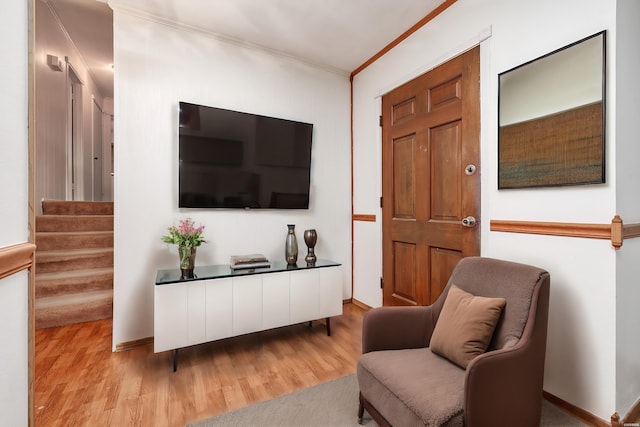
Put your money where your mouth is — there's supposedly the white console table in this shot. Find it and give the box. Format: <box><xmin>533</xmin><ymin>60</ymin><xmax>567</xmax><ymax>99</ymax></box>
<box><xmin>154</xmin><ymin>259</ymin><xmax>343</xmax><ymax>371</ymax></box>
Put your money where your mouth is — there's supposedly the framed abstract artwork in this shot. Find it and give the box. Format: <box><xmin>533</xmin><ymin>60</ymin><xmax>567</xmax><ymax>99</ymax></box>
<box><xmin>498</xmin><ymin>31</ymin><xmax>606</xmax><ymax>189</ymax></box>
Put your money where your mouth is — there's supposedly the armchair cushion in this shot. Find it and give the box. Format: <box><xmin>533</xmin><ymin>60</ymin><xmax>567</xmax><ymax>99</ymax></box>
<box><xmin>358</xmin><ymin>348</ymin><xmax>466</xmax><ymax>426</ymax></box>
<box><xmin>430</xmin><ymin>285</ymin><xmax>506</xmax><ymax>369</ymax></box>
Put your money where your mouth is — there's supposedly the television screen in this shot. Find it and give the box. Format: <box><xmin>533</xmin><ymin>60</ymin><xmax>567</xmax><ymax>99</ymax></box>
<box><xmin>178</xmin><ymin>102</ymin><xmax>313</xmax><ymax>209</ymax></box>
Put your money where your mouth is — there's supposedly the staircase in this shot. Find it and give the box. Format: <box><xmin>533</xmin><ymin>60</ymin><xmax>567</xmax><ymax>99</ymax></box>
<box><xmin>35</xmin><ymin>200</ymin><xmax>114</xmax><ymax>329</ymax></box>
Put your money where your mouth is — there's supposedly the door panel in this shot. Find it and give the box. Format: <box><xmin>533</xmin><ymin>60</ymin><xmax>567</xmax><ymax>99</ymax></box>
<box><xmin>392</xmin><ymin>97</ymin><xmax>417</xmax><ymax>124</ymax></box>
<box><xmin>429</xmin><ymin>248</ymin><xmax>462</xmax><ymax>305</ymax></box>
<box><xmin>428</xmin><ymin>76</ymin><xmax>462</xmax><ymax>110</ymax></box>
<box><xmin>393</xmin><ymin>135</ymin><xmax>416</xmax><ymax>218</ymax></box>
<box><xmin>382</xmin><ymin>46</ymin><xmax>480</xmax><ymax>307</ymax></box>
<box><xmin>430</xmin><ymin>121</ymin><xmax>461</xmax><ymax>221</ymax></box>
<box><xmin>392</xmin><ymin>242</ymin><xmax>417</xmax><ymax>303</ymax></box>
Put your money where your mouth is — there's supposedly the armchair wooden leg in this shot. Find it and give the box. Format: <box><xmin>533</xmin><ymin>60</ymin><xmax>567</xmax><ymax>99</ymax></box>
<box><xmin>359</xmin><ymin>391</ymin><xmax>392</xmax><ymax>427</ymax></box>
<box><xmin>358</xmin><ymin>392</ymin><xmax>365</xmax><ymax>424</ymax></box>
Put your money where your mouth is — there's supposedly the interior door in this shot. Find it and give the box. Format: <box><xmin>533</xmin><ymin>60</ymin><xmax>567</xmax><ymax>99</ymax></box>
<box><xmin>382</xmin><ymin>46</ymin><xmax>480</xmax><ymax>307</ymax></box>
<box><xmin>92</xmin><ymin>99</ymin><xmax>103</xmax><ymax>201</ymax></box>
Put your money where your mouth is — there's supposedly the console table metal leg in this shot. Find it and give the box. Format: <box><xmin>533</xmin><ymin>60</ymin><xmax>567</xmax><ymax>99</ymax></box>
<box><xmin>173</xmin><ymin>349</ymin><xmax>179</xmax><ymax>372</ymax></box>
<box><xmin>326</xmin><ymin>317</ymin><xmax>331</xmax><ymax>336</ymax></box>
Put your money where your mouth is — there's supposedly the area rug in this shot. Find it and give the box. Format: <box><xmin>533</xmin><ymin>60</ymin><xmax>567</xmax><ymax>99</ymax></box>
<box><xmin>186</xmin><ymin>374</ymin><xmax>586</xmax><ymax>426</ymax></box>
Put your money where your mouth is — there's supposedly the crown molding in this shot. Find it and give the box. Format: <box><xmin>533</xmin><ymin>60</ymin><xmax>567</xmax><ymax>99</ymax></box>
<box><xmin>43</xmin><ymin>1</ymin><xmax>96</xmax><ymax>87</ymax></box>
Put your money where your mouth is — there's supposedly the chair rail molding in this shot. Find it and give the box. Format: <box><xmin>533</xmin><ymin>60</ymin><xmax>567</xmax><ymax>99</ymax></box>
<box><xmin>0</xmin><ymin>242</ymin><xmax>37</xmax><ymax>280</ymax></box>
<box><xmin>353</xmin><ymin>214</ymin><xmax>376</xmax><ymax>222</ymax></box>
<box><xmin>490</xmin><ymin>215</ymin><xmax>640</xmax><ymax>249</ymax></box>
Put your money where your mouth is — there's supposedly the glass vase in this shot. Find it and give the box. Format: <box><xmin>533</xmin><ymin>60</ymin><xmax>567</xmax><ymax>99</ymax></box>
<box><xmin>178</xmin><ymin>246</ymin><xmax>197</xmax><ymax>279</ymax></box>
<box><xmin>285</xmin><ymin>224</ymin><xmax>298</xmax><ymax>265</ymax></box>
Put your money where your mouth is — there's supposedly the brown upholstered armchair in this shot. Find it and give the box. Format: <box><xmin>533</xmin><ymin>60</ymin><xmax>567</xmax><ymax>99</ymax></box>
<box><xmin>357</xmin><ymin>257</ymin><xmax>550</xmax><ymax>426</ymax></box>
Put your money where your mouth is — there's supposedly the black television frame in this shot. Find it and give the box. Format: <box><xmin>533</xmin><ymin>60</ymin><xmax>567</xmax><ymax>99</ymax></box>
<box><xmin>178</xmin><ymin>102</ymin><xmax>313</xmax><ymax>209</ymax></box>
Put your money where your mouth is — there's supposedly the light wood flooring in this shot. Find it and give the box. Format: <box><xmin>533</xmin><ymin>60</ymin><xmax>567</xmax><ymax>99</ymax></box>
<box><xmin>35</xmin><ymin>303</ymin><xmax>365</xmax><ymax>427</ymax></box>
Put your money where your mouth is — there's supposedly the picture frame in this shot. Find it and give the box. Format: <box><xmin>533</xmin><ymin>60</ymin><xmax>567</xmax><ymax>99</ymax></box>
<box><xmin>498</xmin><ymin>31</ymin><xmax>606</xmax><ymax>189</ymax></box>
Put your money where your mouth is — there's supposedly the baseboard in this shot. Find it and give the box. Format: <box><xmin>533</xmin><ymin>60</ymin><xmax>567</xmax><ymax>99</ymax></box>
<box><xmin>115</xmin><ymin>336</ymin><xmax>153</xmax><ymax>352</ymax></box>
<box><xmin>351</xmin><ymin>298</ymin><xmax>372</xmax><ymax>311</ymax></box>
<box><xmin>624</xmin><ymin>398</ymin><xmax>640</xmax><ymax>424</ymax></box>
<box><xmin>543</xmin><ymin>391</ymin><xmax>610</xmax><ymax>427</ymax></box>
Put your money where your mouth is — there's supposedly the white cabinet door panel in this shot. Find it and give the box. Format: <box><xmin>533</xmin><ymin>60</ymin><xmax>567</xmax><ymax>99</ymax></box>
<box><xmin>262</xmin><ymin>272</ymin><xmax>290</xmax><ymax>330</ymax></box>
<box><xmin>187</xmin><ymin>281</ymin><xmax>207</xmax><ymax>345</ymax></box>
<box><xmin>290</xmin><ymin>269</ymin><xmax>319</xmax><ymax>323</ymax></box>
<box><xmin>206</xmin><ymin>278</ymin><xmax>233</xmax><ymax>341</ymax></box>
<box><xmin>320</xmin><ymin>266</ymin><xmax>343</xmax><ymax>318</ymax></box>
<box><xmin>154</xmin><ymin>283</ymin><xmax>188</xmax><ymax>352</ymax></box>
<box><xmin>232</xmin><ymin>275</ymin><xmax>263</xmax><ymax>335</ymax></box>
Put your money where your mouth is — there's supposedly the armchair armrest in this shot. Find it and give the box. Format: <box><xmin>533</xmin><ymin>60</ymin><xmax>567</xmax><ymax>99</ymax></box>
<box><xmin>463</xmin><ymin>279</ymin><xmax>549</xmax><ymax>427</ymax></box>
<box><xmin>362</xmin><ymin>306</ymin><xmax>435</xmax><ymax>354</ymax></box>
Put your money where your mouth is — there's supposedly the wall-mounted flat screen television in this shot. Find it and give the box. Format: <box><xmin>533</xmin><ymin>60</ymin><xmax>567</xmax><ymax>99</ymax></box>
<box><xmin>178</xmin><ymin>102</ymin><xmax>313</xmax><ymax>209</ymax></box>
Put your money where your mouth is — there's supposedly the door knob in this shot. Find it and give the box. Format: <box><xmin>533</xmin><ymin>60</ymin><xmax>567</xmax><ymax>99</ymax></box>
<box><xmin>461</xmin><ymin>216</ymin><xmax>477</xmax><ymax>227</ymax></box>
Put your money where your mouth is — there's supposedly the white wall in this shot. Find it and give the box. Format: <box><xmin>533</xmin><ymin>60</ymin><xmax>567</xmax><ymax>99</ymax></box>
<box><xmin>0</xmin><ymin>0</ymin><xmax>30</xmax><ymax>425</ymax></box>
<box><xmin>35</xmin><ymin>1</ymin><xmax>104</xmax><ymax>209</ymax></box>
<box><xmin>112</xmin><ymin>11</ymin><xmax>351</xmax><ymax>347</ymax></box>
<box><xmin>352</xmin><ymin>0</ymin><xmax>617</xmax><ymax>419</ymax></box>
<box><xmin>615</xmin><ymin>0</ymin><xmax>640</xmax><ymax>417</ymax></box>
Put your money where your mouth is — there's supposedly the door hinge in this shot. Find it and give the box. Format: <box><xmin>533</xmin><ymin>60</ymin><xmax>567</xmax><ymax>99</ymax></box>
<box><xmin>379</xmin><ymin>115</ymin><xmax>383</xmax><ymax>127</ymax></box>
<box><xmin>379</xmin><ymin>196</ymin><xmax>383</xmax><ymax>208</ymax></box>
<box><xmin>380</xmin><ymin>277</ymin><xmax>384</xmax><ymax>289</ymax></box>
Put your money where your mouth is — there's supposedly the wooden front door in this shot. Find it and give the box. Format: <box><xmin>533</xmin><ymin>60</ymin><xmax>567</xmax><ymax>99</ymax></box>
<box><xmin>382</xmin><ymin>46</ymin><xmax>480</xmax><ymax>306</ymax></box>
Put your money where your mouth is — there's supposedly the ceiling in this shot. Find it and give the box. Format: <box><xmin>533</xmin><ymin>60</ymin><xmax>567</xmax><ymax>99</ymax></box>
<box><xmin>47</xmin><ymin>0</ymin><xmax>446</xmax><ymax>99</ymax></box>
<box><xmin>47</xmin><ymin>0</ymin><xmax>114</xmax><ymax>98</ymax></box>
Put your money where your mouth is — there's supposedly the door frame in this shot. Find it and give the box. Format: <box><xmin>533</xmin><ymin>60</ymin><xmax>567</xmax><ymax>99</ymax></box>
<box><xmin>27</xmin><ymin>1</ymin><xmax>36</xmax><ymax>424</ymax></box>
<box><xmin>91</xmin><ymin>96</ymin><xmax>103</xmax><ymax>201</ymax></box>
<box><xmin>66</xmin><ymin>60</ymin><xmax>84</xmax><ymax>201</ymax></box>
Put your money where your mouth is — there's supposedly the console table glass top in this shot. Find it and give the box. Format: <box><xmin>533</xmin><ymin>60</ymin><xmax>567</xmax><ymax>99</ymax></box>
<box><xmin>155</xmin><ymin>259</ymin><xmax>341</xmax><ymax>285</ymax></box>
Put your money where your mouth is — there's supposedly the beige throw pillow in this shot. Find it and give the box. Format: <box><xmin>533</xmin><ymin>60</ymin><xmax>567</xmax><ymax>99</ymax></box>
<box><xmin>430</xmin><ymin>284</ymin><xmax>506</xmax><ymax>369</ymax></box>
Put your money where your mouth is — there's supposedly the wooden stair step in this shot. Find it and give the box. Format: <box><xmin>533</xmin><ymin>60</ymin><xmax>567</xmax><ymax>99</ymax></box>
<box><xmin>36</xmin><ymin>268</ymin><xmax>113</xmax><ymax>298</ymax></box>
<box><xmin>35</xmin><ymin>231</ymin><xmax>113</xmax><ymax>251</ymax></box>
<box><xmin>36</xmin><ymin>215</ymin><xmax>113</xmax><ymax>232</ymax></box>
<box><xmin>42</xmin><ymin>200</ymin><xmax>114</xmax><ymax>216</ymax></box>
<box><xmin>35</xmin><ymin>290</ymin><xmax>113</xmax><ymax>329</ymax></box>
<box><xmin>36</xmin><ymin>248</ymin><xmax>114</xmax><ymax>274</ymax></box>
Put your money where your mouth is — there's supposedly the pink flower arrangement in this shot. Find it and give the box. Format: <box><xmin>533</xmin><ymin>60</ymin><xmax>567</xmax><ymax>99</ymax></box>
<box><xmin>161</xmin><ymin>218</ymin><xmax>206</xmax><ymax>248</ymax></box>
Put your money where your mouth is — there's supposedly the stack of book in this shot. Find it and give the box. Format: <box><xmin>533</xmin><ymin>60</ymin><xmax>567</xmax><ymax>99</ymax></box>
<box><xmin>229</xmin><ymin>254</ymin><xmax>271</xmax><ymax>270</ymax></box>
